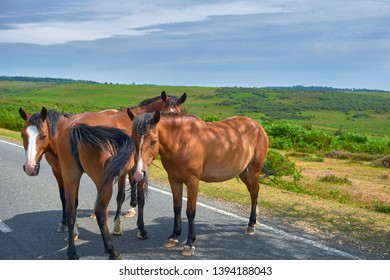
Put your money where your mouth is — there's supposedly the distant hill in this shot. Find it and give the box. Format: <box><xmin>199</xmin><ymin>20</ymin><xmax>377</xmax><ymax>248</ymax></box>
<box><xmin>0</xmin><ymin>76</ymin><xmax>100</xmax><ymax>84</ymax></box>
<box><xmin>263</xmin><ymin>85</ymin><xmax>388</xmax><ymax>93</ymax></box>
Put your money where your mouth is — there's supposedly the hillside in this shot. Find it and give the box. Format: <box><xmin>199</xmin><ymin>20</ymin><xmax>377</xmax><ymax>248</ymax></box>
<box><xmin>1</xmin><ymin>79</ymin><xmax>389</xmax><ymax>137</ymax></box>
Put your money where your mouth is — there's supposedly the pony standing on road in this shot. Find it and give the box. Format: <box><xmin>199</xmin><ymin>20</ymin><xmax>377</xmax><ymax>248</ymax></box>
<box><xmin>125</xmin><ymin>111</ymin><xmax>269</xmax><ymax>256</ymax></box>
<box><xmin>56</xmin><ymin>92</ymin><xmax>186</xmax><ymax>259</ymax></box>
<box><xmin>19</xmin><ymin>107</ymin><xmax>75</xmax><ymax>233</ymax></box>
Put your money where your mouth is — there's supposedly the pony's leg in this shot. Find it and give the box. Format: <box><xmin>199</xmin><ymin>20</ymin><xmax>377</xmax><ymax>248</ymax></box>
<box><xmin>164</xmin><ymin>179</ymin><xmax>183</xmax><ymax>248</ymax></box>
<box><xmin>136</xmin><ymin>181</ymin><xmax>148</xmax><ymax>239</ymax></box>
<box><xmin>125</xmin><ymin>175</ymin><xmax>137</xmax><ymax>218</ymax></box>
<box><xmin>64</xmin><ymin>180</ymin><xmax>81</xmax><ymax>260</ymax></box>
<box><xmin>57</xmin><ymin>183</ymin><xmax>67</xmax><ymax>232</ymax></box>
<box><xmin>239</xmin><ymin>167</ymin><xmax>261</xmax><ymax>235</ymax></box>
<box><xmin>182</xmin><ymin>177</ymin><xmax>199</xmax><ymax>256</ymax></box>
<box><xmin>95</xmin><ymin>184</ymin><xmax>122</xmax><ymax>260</ymax></box>
<box><xmin>113</xmin><ymin>175</ymin><xmax>126</xmax><ymax>236</ymax></box>
<box><xmin>50</xmin><ymin>168</ymin><xmax>67</xmax><ymax>232</ymax></box>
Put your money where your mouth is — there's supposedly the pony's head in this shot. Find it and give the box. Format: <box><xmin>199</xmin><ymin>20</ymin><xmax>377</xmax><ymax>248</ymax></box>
<box><xmin>129</xmin><ymin>91</ymin><xmax>187</xmax><ymax>117</ymax></box>
<box><xmin>128</xmin><ymin>111</ymin><xmax>161</xmax><ymax>182</ymax></box>
<box><xmin>160</xmin><ymin>91</ymin><xmax>187</xmax><ymax>113</ymax></box>
<box><xmin>19</xmin><ymin>107</ymin><xmax>50</xmax><ymax>176</ymax></box>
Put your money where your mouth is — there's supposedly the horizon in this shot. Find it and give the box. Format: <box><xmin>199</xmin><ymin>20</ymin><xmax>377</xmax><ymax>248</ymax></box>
<box><xmin>1</xmin><ymin>0</ymin><xmax>389</xmax><ymax>91</ymax></box>
<box><xmin>1</xmin><ymin>75</ymin><xmax>389</xmax><ymax>92</ymax></box>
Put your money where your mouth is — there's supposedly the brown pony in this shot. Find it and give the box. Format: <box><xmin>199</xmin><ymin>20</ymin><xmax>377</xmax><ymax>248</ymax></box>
<box><xmin>57</xmin><ymin>123</ymin><xmax>135</xmax><ymax>259</ymax></box>
<box><xmin>56</xmin><ymin>92</ymin><xmax>186</xmax><ymax>259</ymax></box>
<box><xmin>126</xmin><ymin>111</ymin><xmax>269</xmax><ymax>256</ymax></box>
<box><xmin>19</xmin><ymin>107</ymin><xmax>75</xmax><ymax>233</ymax></box>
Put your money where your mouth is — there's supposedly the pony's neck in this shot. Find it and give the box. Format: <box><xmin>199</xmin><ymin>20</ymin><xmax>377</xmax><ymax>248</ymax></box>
<box><xmin>49</xmin><ymin>115</ymin><xmax>68</xmax><ymax>155</ymax></box>
<box><xmin>132</xmin><ymin>100</ymin><xmax>164</xmax><ymax>115</ymax></box>
<box><xmin>157</xmin><ymin>116</ymin><xmax>184</xmax><ymax>155</ymax></box>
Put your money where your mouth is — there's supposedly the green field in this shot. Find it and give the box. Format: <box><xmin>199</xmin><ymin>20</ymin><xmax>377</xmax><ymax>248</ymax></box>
<box><xmin>1</xmin><ymin>80</ymin><xmax>390</xmax><ymax>136</ymax></box>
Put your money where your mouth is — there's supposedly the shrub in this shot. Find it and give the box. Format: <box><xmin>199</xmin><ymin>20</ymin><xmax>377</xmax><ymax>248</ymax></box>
<box><xmin>318</xmin><ymin>173</ymin><xmax>352</xmax><ymax>185</ymax></box>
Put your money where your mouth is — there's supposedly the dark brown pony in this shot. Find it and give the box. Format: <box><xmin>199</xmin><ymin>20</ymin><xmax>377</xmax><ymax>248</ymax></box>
<box><xmin>58</xmin><ymin>123</ymin><xmax>135</xmax><ymax>259</ymax></box>
<box><xmin>126</xmin><ymin>111</ymin><xmax>269</xmax><ymax>256</ymax></box>
<box><xmin>57</xmin><ymin>92</ymin><xmax>186</xmax><ymax>259</ymax></box>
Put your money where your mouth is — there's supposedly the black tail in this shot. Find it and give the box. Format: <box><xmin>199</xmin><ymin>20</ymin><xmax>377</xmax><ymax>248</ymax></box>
<box><xmin>70</xmin><ymin>124</ymin><xmax>135</xmax><ymax>188</ymax></box>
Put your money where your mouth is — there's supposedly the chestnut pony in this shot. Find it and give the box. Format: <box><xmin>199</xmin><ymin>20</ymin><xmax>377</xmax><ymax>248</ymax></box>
<box><xmin>56</xmin><ymin>92</ymin><xmax>186</xmax><ymax>259</ymax></box>
<box><xmin>125</xmin><ymin>111</ymin><xmax>269</xmax><ymax>256</ymax></box>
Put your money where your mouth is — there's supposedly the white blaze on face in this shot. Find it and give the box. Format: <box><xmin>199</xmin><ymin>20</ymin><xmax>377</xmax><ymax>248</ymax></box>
<box><xmin>134</xmin><ymin>135</ymin><xmax>145</xmax><ymax>182</ymax></box>
<box><xmin>24</xmin><ymin>125</ymin><xmax>39</xmax><ymax>174</ymax></box>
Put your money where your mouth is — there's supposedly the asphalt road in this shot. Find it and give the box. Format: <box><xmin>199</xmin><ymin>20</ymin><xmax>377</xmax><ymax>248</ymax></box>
<box><xmin>0</xmin><ymin>138</ymin><xmax>368</xmax><ymax>260</ymax></box>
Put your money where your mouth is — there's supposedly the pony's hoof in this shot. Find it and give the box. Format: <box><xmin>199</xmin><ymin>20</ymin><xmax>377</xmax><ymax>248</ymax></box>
<box><xmin>57</xmin><ymin>223</ymin><xmax>68</xmax><ymax>233</ymax></box>
<box><xmin>124</xmin><ymin>208</ymin><xmax>136</xmax><ymax>218</ymax></box>
<box><xmin>137</xmin><ymin>231</ymin><xmax>148</xmax><ymax>240</ymax></box>
<box><xmin>164</xmin><ymin>238</ymin><xmax>179</xmax><ymax>248</ymax></box>
<box><xmin>181</xmin><ymin>245</ymin><xmax>195</xmax><ymax>257</ymax></box>
<box><xmin>113</xmin><ymin>230</ymin><xmax>124</xmax><ymax>236</ymax></box>
<box><xmin>90</xmin><ymin>213</ymin><xmax>96</xmax><ymax>219</ymax></box>
<box><xmin>245</xmin><ymin>226</ymin><xmax>256</xmax><ymax>235</ymax></box>
<box><xmin>68</xmin><ymin>254</ymin><xmax>79</xmax><ymax>260</ymax></box>
<box><xmin>109</xmin><ymin>253</ymin><xmax>122</xmax><ymax>260</ymax></box>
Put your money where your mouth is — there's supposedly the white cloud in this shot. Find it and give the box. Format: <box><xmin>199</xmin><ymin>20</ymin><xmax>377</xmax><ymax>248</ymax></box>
<box><xmin>0</xmin><ymin>0</ymin><xmax>292</xmax><ymax>45</ymax></box>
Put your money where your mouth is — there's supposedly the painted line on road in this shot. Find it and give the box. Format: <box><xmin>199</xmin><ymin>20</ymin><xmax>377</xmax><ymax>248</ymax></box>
<box><xmin>0</xmin><ymin>220</ymin><xmax>13</xmax><ymax>233</ymax></box>
<box><xmin>0</xmin><ymin>139</ymin><xmax>23</xmax><ymax>149</ymax></box>
<box><xmin>0</xmin><ymin>139</ymin><xmax>361</xmax><ymax>259</ymax></box>
<box><xmin>0</xmin><ymin>141</ymin><xmax>20</xmax><ymax>234</ymax></box>
<box><xmin>149</xmin><ymin>184</ymin><xmax>361</xmax><ymax>260</ymax></box>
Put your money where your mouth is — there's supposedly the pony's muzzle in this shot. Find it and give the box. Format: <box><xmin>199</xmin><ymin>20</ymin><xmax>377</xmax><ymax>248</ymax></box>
<box><xmin>23</xmin><ymin>163</ymin><xmax>40</xmax><ymax>176</ymax></box>
<box><xmin>134</xmin><ymin>170</ymin><xmax>146</xmax><ymax>182</ymax></box>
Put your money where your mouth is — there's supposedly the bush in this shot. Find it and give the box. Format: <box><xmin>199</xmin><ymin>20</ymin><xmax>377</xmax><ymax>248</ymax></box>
<box><xmin>318</xmin><ymin>173</ymin><xmax>352</xmax><ymax>185</ymax></box>
<box><xmin>201</xmin><ymin>114</ymin><xmax>221</xmax><ymax>122</ymax></box>
<box><xmin>263</xmin><ymin>121</ymin><xmax>390</xmax><ymax>155</ymax></box>
<box><xmin>0</xmin><ymin>111</ymin><xmax>23</xmax><ymax>131</ymax></box>
<box><xmin>262</xmin><ymin>149</ymin><xmax>298</xmax><ymax>178</ymax></box>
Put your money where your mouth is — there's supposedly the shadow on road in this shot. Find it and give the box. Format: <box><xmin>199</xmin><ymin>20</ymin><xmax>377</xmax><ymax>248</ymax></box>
<box><xmin>0</xmin><ymin>208</ymin><xmax>362</xmax><ymax>260</ymax></box>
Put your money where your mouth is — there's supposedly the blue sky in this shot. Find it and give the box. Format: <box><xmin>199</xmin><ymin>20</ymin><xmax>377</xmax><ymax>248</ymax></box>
<box><xmin>0</xmin><ymin>0</ymin><xmax>389</xmax><ymax>90</ymax></box>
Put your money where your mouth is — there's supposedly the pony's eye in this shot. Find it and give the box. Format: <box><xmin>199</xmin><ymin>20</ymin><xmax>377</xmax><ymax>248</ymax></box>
<box><xmin>151</xmin><ymin>140</ymin><xmax>157</xmax><ymax>146</ymax></box>
<box><xmin>40</xmin><ymin>134</ymin><xmax>47</xmax><ymax>140</ymax></box>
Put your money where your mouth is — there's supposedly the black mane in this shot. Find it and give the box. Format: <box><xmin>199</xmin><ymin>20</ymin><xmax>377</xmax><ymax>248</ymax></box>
<box><xmin>29</xmin><ymin>110</ymin><xmax>71</xmax><ymax>140</ymax></box>
<box><xmin>132</xmin><ymin>112</ymin><xmax>156</xmax><ymax>135</ymax></box>
<box><xmin>138</xmin><ymin>96</ymin><xmax>162</xmax><ymax>107</ymax></box>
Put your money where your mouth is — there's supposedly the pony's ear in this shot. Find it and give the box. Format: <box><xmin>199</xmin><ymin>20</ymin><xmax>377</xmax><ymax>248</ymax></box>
<box><xmin>19</xmin><ymin>108</ymin><xmax>29</xmax><ymax>121</ymax></box>
<box><xmin>161</xmin><ymin>91</ymin><xmax>168</xmax><ymax>102</ymax></box>
<box><xmin>40</xmin><ymin>107</ymin><xmax>48</xmax><ymax>121</ymax></box>
<box><xmin>127</xmin><ymin>108</ymin><xmax>136</xmax><ymax>120</ymax></box>
<box><xmin>153</xmin><ymin>111</ymin><xmax>161</xmax><ymax>124</ymax></box>
<box><xmin>178</xmin><ymin>92</ymin><xmax>187</xmax><ymax>105</ymax></box>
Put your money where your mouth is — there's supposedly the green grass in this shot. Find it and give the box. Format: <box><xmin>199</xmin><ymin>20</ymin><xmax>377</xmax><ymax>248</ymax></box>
<box><xmin>2</xmin><ymin>81</ymin><xmax>390</xmax><ymax>136</ymax></box>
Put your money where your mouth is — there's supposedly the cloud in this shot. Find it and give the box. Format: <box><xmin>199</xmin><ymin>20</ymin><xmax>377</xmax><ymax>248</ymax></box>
<box><xmin>0</xmin><ymin>0</ymin><xmax>291</xmax><ymax>45</ymax></box>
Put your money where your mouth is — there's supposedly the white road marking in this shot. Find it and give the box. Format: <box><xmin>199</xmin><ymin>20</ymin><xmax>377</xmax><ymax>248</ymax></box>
<box><xmin>0</xmin><ymin>139</ymin><xmax>23</xmax><ymax>149</ymax></box>
<box><xmin>0</xmin><ymin>220</ymin><xmax>13</xmax><ymax>233</ymax></box>
<box><xmin>0</xmin><ymin>139</ymin><xmax>361</xmax><ymax>259</ymax></box>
